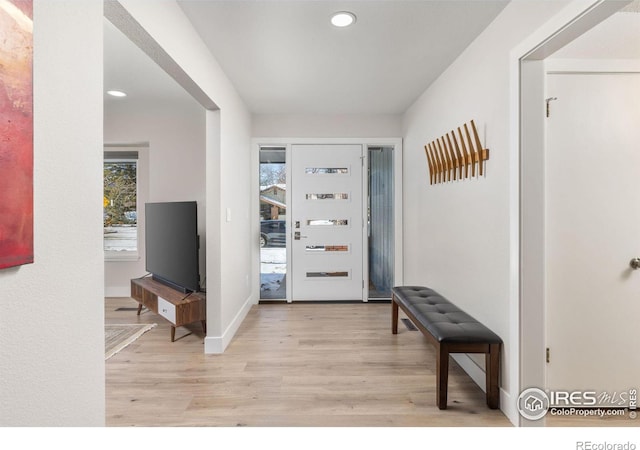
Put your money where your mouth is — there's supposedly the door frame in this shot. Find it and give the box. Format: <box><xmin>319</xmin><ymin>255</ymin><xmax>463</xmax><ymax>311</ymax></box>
<box><xmin>252</xmin><ymin>137</ymin><xmax>403</xmax><ymax>303</ymax></box>
<box><xmin>516</xmin><ymin>0</ymin><xmax>631</xmax><ymax>426</ymax></box>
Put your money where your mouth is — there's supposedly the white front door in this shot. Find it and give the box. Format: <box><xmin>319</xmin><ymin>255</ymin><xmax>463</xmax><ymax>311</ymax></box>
<box><xmin>290</xmin><ymin>144</ymin><xmax>364</xmax><ymax>301</ymax></box>
<box><xmin>545</xmin><ymin>72</ymin><xmax>640</xmax><ymax>394</ymax></box>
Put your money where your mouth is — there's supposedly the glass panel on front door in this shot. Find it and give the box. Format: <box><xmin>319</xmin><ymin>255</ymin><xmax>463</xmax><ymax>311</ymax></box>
<box><xmin>305</xmin><ymin>245</ymin><xmax>349</xmax><ymax>253</ymax></box>
<box><xmin>305</xmin><ymin>193</ymin><xmax>349</xmax><ymax>200</ymax></box>
<box><xmin>304</xmin><ymin>167</ymin><xmax>349</xmax><ymax>175</ymax></box>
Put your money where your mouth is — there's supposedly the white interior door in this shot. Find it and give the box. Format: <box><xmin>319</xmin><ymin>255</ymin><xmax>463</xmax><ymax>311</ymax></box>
<box><xmin>291</xmin><ymin>144</ymin><xmax>364</xmax><ymax>301</ymax></box>
<box><xmin>545</xmin><ymin>72</ymin><xmax>640</xmax><ymax>394</ymax></box>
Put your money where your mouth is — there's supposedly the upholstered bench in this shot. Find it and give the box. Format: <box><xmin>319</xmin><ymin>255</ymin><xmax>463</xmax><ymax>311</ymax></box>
<box><xmin>391</xmin><ymin>286</ymin><xmax>502</xmax><ymax>410</ymax></box>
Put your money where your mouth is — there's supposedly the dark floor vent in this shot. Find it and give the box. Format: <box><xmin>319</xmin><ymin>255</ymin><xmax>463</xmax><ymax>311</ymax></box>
<box><xmin>401</xmin><ymin>318</ymin><xmax>418</xmax><ymax>331</ymax></box>
<box><xmin>115</xmin><ymin>307</ymin><xmax>139</xmax><ymax>311</ymax></box>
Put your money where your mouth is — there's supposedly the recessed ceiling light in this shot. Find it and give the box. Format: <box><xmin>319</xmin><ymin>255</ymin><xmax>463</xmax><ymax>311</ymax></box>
<box><xmin>107</xmin><ymin>90</ymin><xmax>127</xmax><ymax>98</ymax></box>
<box><xmin>330</xmin><ymin>11</ymin><xmax>356</xmax><ymax>28</ymax></box>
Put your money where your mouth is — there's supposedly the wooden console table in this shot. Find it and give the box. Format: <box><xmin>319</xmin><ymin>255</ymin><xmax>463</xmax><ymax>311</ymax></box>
<box><xmin>131</xmin><ymin>277</ymin><xmax>206</xmax><ymax>342</ymax></box>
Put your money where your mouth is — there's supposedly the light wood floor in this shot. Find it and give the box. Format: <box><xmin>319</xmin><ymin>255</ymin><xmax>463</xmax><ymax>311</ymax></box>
<box><xmin>105</xmin><ymin>297</ymin><xmax>511</xmax><ymax>427</ymax></box>
<box><xmin>106</xmin><ymin>297</ymin><xmax>637</xmax><ymax>428</ymax></box>
<box><xmin>105</xmin><ymin>298</ymin><xmax>640</xmax><ymax>427</ymax></box>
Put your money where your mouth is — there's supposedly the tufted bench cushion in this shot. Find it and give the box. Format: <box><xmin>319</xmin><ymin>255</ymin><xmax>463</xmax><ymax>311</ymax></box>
<box><xmin>391</xmin><ymin>286</ymin><xmax>502</xmax><ymax>410</ymax></box>
<box><xmin>392</xmin><ymin>286</ymin><xmax>502</xmax><ymax>345</ymax></box>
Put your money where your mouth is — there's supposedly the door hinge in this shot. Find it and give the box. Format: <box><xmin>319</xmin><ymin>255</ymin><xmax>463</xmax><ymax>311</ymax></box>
<box><xmin>546</xmin><ymin>347</ymin><xmax>550</xmax><ymax>363</ymax></box>
<box><xmin>545</xmin><ymin>97</ymin><xmax>557</xmax><ymax>118</ymax></box>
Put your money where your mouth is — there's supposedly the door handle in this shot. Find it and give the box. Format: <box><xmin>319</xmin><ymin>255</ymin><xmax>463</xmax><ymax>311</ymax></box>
<box><xmin>294</xmin><ymin>232</ymin><xmax>308</xmax><ymax>240</ymax></box>
<box><xmin>630</xmin><ymin>258</ymin><xmax>640</xmax><ymax>270</ymax></box>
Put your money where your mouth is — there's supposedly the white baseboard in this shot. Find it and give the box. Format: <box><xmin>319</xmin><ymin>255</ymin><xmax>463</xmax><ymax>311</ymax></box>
<box><xmin>204</xmin><ymin>294</ymin><xmax>255</xmax><ymax>354</ymax></box>
<box><xmin>451</xmin><ymin>353</ymin><xmax>518</xmax><ymax>426</ymax></box>
<box><xmin>500</xmin><ymin>389</ymin><xmax>518</xmax><ymax>426</ymax></box>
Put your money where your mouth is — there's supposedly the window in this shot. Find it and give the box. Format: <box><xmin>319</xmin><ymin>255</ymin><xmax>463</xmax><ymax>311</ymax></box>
<box><xmin>104</xmin><ymin>149</ymin><xmax>139</xmax><ymax>261</ymax></box>
<box><xmin>306</xmin><ymin>219</ymin><xmax>349</xmax><ymax>226</ymax></box>
<box><xmin>305</xmin><ymin>193</ymin><xmax>349</xmax><ymax>200</ymax></box>
<box><xmin>305</xmin><ymin>271</ymin><xmax>350</xmax><ymax>278</ymax></box>
<box><xmin>305</xmin><ymin>245</ymin><xmax>349</xmax><ymax>253</ymax></box>
<box><xmin>304</xmin><ymin>167</ymin><xmax>349</xmax><ymax>175</ymax></box>
<box><xmin>259</xmin><ymin>146</ymin><xmax>287</xmax><ymax>300</ymax></box>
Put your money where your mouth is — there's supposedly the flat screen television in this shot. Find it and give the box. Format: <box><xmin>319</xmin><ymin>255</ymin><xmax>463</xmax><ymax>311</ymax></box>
<box><xmin>145</xmin><ymin>201</ymin><xmax>200</xmax><ymax>293</ymax></box>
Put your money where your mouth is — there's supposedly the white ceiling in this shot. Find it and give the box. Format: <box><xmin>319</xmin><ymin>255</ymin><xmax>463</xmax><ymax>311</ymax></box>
<box><xmin>104</xmin><ymin>18</ymin><xmax>195</xmax><ymax>108</ymax></box>
<box><xmin>104</xmin><ymin>1</ymin><xmax>640</xmax><ymax>115</ymax></box>
<box><xmin>104</xmin><ymin>0</ymin><xmax>509</xmax><ymax>115</ymax></box>
<box><xmin>177</xmin><ymin>0</ymin><xmax>508</xmax><ymax>114</ymax></box>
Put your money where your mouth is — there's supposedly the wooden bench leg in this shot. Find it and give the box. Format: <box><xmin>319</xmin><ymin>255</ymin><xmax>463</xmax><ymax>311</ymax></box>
<box><xmin>486</xmin><ymin>343</ymin><xmax>500</xmax><ymax>409</ymax></box>
<box><xmin>391</xmin><ymin>296</ymin><xmax>399</xmax><ymax>334</ymax></box>
<box><xmin>436</xmin><ymin>344</ymin><xmax>449</xmax><ymax>410</ymax></box>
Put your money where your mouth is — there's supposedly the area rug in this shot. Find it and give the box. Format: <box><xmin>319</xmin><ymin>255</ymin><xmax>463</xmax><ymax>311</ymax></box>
<box><xmin>105</xmin><ymin>323</ymin><xmax>156</xmax><ymax>360</ymax></box>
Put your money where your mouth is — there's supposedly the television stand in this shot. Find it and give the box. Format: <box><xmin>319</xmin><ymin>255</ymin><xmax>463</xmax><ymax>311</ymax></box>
<box><xmin>131</xmin><ymin>277</ymin><xmax>206</xmax><ymax>342</ymax></box>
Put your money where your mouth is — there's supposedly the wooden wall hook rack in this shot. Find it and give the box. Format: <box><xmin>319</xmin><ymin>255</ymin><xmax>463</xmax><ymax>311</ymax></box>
<box><xmin>424</xmin><ymin>120</ymin><xmax>489</xmax><ymax>185</ymax></box>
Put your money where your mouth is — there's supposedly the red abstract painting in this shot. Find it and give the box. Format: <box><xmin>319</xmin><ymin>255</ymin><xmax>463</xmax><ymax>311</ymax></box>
<box><xmin>0</xmin><ymin>0</ymin><xmax>33</xmax><ymax>270</ymax></box>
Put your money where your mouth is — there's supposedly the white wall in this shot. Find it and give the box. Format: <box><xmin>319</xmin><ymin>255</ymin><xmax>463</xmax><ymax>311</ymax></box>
<box><xmin>401</xmin><ymin>0</ymin><xmax>569</xmax><ymax>425</ymax></box>
<box><xmin>104</xmin><ymin>99</ymin><xmax>206</xmax><ymax>296</ymax></box>
<box><xmin>115</xmin><ymin>0</ymin><xmax>253</xmax><ymax>353</ymax></box>
<box><xmin>0</xmin><ymin>0</ymin><xmax>104</xmax><ymax>425</ymax></box>
<box><xmin>252</xmin><ymin>113</ymin><xmax>402</xmax><ymax>138</ymax></box>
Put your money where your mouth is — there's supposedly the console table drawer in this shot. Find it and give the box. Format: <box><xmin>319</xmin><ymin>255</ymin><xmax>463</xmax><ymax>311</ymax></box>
<box><xmin>157</xmin><ymin>297</ymin><xmax>176</xmax><ymax>324</ymax></box>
